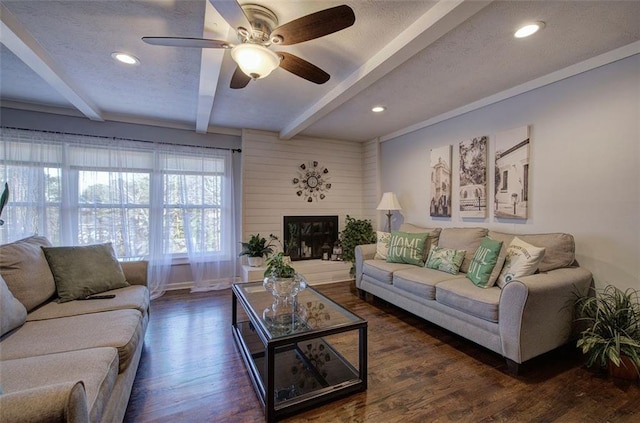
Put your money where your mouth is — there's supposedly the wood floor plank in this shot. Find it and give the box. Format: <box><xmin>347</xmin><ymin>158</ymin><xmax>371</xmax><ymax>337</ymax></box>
<box><xmin>124</xmin><ymin>282</ymin><xmax>640</xmax><ymax>422</ymax></box>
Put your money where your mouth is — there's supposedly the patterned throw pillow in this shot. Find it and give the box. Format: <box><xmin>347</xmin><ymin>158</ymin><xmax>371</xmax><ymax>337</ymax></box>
<box><xmin>425</xmin><ymin>245</ymin><xmax>466</xmax><ymax>275</ymax></box>
<box><xmin>386</xmin><ymin>231</ymin><xmax>429</xmax><ymax>266</ymax></box>
<box><xmin>466</xmin><ymin>236</ymin><xmax>504</xmax><ymax>288</ymax></box>
<box><xmin>375</xmin><ymin>231</ymin><xmax>392</xmax><ymax>260</ymax></box>
<box><xmin>497</xmin><ymin>237</ymin><xmax>546</xmax><ymax>287</ymax></box>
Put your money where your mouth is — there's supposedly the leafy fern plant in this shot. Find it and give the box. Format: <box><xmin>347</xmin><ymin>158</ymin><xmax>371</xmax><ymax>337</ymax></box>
<box><xmin>340</xmin><ymin>215</ymin><xmax>376</xmax><ymax>276</ymax></box>
<box><xmin>575</xmin><ymin>285</ymin><xmax>640</xmax><ymax>374</ymax></box>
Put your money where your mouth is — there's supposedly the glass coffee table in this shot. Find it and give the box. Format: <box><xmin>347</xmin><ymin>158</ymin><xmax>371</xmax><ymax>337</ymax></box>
<box><xmin>232</xmin><ymin>281</ymin><xmax>367</xmax><ymax>422</ymax></box>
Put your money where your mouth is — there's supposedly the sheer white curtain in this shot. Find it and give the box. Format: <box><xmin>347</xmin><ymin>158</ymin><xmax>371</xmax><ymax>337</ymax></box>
<box><xmin>1</xmin><ymin>128</ymin><xmax>238</xmax><ymax>298</ymax></box>
<box><xmin>157</xmin><ymin>145</ymin><xmax>237</xmax><ymax>292</ymax></box>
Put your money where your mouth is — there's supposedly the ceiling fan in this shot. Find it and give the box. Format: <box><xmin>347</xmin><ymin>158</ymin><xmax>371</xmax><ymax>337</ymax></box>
<box><xmin>142</xmin><ymin>1</ymin><xmax>355</xmax><ymax>89</ymax></box>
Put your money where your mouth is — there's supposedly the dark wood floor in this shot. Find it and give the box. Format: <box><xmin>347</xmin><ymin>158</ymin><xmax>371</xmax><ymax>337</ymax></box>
<box><xmin>124</xmin><ymin>282</ymin><xmax>640</xmax><ymax>422</ymax></box>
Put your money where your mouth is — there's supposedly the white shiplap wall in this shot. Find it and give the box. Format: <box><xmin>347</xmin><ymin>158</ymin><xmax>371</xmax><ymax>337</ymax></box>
<box><xmin>241</xmin><ymin>129</ymin><xmax>367</xmax><ymax>244</ymax></box>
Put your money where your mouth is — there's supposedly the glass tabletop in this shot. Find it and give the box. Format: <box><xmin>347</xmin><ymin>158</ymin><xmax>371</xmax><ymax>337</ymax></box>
<box><xmin>234</xmin><ymin>281</ymin><xmax>364</xmax><ymax>340</ymax></box>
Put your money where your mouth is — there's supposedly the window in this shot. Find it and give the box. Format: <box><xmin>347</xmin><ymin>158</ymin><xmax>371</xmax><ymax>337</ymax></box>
<box><xmin>501</xmin><ymin>170</ymin><xmax>508</xmax><ymax>191</ymax></box>
<box><xmin>0</xmin><ymin>129</ymin><xmax>234</xmax><ymax>261</ymax></box>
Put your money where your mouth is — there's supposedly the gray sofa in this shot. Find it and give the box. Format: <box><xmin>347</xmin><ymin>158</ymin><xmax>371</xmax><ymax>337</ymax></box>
<box><xmin>355</xmin><ymin>224</ymin><xmax>593</xmax><ymax>372</ymax></box>
<box><xmin>0</xmin><ymin>236</ymin><xmax>150</xmax><ymax>423</ymax></box>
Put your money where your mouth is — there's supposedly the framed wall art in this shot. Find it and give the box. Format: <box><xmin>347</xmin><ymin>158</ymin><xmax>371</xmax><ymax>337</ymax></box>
<box><xmin>430</xmin><ymin>145</ymin><xmax>452</xmax><ymax>218</ymax></box>
<box><xmin>459</xmin><ymin>136</ymin><xmax>488</xmax><ymax>218</ymax></box>
<box><xmin>494</xmin><ymin>126</ymin><xmax>530</xmax><ymax>219</ymax></box>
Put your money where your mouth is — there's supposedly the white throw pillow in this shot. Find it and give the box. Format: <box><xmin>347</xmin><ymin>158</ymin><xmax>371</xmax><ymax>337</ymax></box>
<box><xmin>375</xmin><ymin>231</ymin><xmax>392</xmax><ymax>260</ymax></box>
<box><xmin>1</xmin><ymin>274</ymin><xmax>28</xmax><ymax>336</ymax></box>
<box><xmin>497</xmin><ymin>237</ymin><xmax>546</xmax><ymax>288</ymax></box>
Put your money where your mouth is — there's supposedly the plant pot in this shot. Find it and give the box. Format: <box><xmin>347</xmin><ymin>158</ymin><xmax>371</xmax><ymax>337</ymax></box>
<box><xmin>608</xmin><ymin>356</ymin><xmax>639</xmax><ymax>380</ymax></box>
<box><xmin>247</xmin><ymin>256</ymin><xmax>264</xmax><ymax>267</ymax></box>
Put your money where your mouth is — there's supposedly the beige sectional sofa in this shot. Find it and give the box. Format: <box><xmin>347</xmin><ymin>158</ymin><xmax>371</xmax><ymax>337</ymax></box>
<box><xmin>0</xmin><ymin>236</ymin><xmax>150</xmax><ymax>423</ymax></box>
<box><xmin>355</xmin><ymin>224</ymin><xmax>593</xmax><ymax>372</ymax></box>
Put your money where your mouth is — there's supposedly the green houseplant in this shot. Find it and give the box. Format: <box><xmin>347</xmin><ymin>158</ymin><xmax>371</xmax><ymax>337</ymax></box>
<box><xmin>239</xmin><ymin>233</ymin><xmax>278</xmax><ymax>267</ymax></box>
<box><xmin>575</xmin><ymin>284</ymin><xmax>640</xmax><ymax>379</ymax></box>
<box><xmin>262</xmin><ymin>252</ymin><xmax>307</xmax><ymax>334</ymax></box>
<box><xmin>263</xmin><ymin>252</ymin><xmax>296</xmax><ymax>279</ymax></box>
<box><xmin>340</xmin><ymin>215</ymin><xmax>376</xmax><ymax>276</ymax></box>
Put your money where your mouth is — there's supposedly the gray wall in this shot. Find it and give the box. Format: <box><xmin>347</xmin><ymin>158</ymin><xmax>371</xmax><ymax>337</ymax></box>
<box><xmin>380</xmin><ymin>54</ymin><xmax>640</xmax><ymax>291</ymax></box>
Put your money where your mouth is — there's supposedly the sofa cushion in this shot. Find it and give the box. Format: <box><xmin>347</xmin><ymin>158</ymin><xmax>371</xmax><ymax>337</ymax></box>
<box><xmin>425</xmin><ymin>245</ymin><xmax>466</xmax><ymax>275</ymax></box>
<box><xmin>497</xmin><ymin>237</ymin><xmax>546</xmax><ymax>288</ymax></box>
<box><xmin>0</xmin><ymin>309</ymin><xmax>143</xmax><ymax>373</ymax></box>
<box><xmin>0</xmin><ymin>348</ymin><xmax>118</xmax><ymax>423</ymax></box>
<box><xmin>436</xmin><ymin>278</ymin><xmax>501</xmax><ymax>322</ymax></box>
<box><xmin>362</xmin><ymin>259</ymin><xmax>414</xmax><ymax>284</ymax></box>
<box><xmin>375</xmin><ymin>231</ymin><xmax>392</xmax><ymax>259</ymax></box>
<box><xmin>1</xmin><ymin>275</ymin><xmax>27</xmax><ymax>336</ymax></box>
<box><xmin>42</xmin><ymin>243</ymin><xmax>130</xmax><ymax>303</ymax></box>
<box><xmin>0</xmin><ymin>236</ymin><xmax>56</xmax><ymax>312</ymax></box>
<box><xmin>466</xmin><ymin>237</ymin><xmax>504</xmax><ymax>288</ymax></box>
<box><xmin>438</xmin><ymin>227</ymin><xmax>488</xmax><ymax>273</ymax></box>
<box><xmin>26</xmin><ymin>285</ymin><xmax>149</xmax><ymax>322</ymax></box>
<box><xmin>393</xmin><ymin>267</ymin><xmax>465</xmax><ymax>300</ymax></box>
<box><xmin>488</xmin><ymin>231</ymin><xmax>575</xmax><ymax>273</ymax></box>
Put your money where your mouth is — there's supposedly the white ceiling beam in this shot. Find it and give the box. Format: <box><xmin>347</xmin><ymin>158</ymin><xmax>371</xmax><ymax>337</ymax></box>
<box><xmin>279</xmin><ymin>0</ymin><xmax>492</xmax><ymax>140</ymax></box>
<box><xmin>0</xmin><ymin>3</ymin><xmax>103</xmax><ymax>121</ymax></box>
<box><xmin>195</xmin><ymin>0</ymin><xmax>229</xmax><ymax>134</ymax></box>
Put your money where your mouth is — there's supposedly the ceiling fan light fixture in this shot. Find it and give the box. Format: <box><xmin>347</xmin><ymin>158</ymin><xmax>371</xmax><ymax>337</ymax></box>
<box><xmin>514</xmin><ymin>21</ymin><xmax>545</xmax><ymax>38</ymax></box>
<box><xmin>231</xmin><ymin>44</ymin><xmax>280</xmax><ymax>79</ymax></box>
<box><xmin>111</xmin><ymin>52</ymin><xmax>139</xmax><ymax>65</ymax></box>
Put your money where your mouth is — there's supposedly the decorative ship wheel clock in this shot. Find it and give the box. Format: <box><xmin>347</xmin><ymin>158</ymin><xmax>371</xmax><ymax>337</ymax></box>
<box><xmin>293</xmin><ymin>161</ymin><xmax>331</xmax><ymax>202</ymax></box>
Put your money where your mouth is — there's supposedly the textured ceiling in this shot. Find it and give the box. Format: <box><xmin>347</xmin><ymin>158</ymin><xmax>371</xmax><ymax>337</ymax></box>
<box><xmin>1</xmin><ymin>1</ymin><xmax>639</xmax><ymax>142</ymax></box>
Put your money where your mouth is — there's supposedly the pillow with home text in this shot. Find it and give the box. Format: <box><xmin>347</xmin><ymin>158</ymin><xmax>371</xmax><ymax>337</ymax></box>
<box><xmin>386</xmin><ymin>231</ymin><xmax>429</xmax><ymax>266</ymax></box>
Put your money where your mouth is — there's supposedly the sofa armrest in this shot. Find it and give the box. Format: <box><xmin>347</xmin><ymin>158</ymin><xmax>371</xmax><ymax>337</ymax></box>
<box><xmin>121</xmin><ymin>261</ymin><xmax>148</xmax><ymax>287</ymax></box>
<box><xmin>355</xmin><ymin>244</ymin><xmax>377</xmax><ymax>287</ymax></box>
<box><xmin>0</xmin><ymin>382</ymin><xmax>89</xmax><ymax>423</ymax></box>
<box><xmin>499</xmin><ymin>267</ymin><xmax>593</xmax><ymax>363</ymax></box>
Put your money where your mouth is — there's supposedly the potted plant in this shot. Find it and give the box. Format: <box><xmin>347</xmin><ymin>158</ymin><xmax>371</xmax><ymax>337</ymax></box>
<box><xmin>239</xmin><ymin>233</ymin><xmax>278</xmax><ymax>267</ymax></box>
<box><xmin>340</xmin><ymin>215</ymin><xmax>376</xmax><ymax>277</ymax></box>
<box><xmin>575</xmin><ymin>284</ymin><xmax>640</xmax><ymax>380</ymax></box>
<box><xmin>262</xmin><ymin>252</ymin><xmax>307</xmax><ymax>334</ymax></box>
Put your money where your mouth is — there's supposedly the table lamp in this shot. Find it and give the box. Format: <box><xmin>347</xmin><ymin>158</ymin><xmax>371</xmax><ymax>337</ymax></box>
<box><xmin>376</xmin><ymin>192</ymin><xmax>402</xmax><ymax>232</ymax></box>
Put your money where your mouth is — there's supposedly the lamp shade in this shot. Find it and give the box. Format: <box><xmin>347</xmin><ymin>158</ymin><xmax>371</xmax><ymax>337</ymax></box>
<box><xmin>231</xmin><ymin>44</ymin><xmax>281</xmax><ymax>80</ymax></box>
<box><xmin>376</xmin><ymin>192</ymin><xmax>402</xmax><ymax>211</ymax></box>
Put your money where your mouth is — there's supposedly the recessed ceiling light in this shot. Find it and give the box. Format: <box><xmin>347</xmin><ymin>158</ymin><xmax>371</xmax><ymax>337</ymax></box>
<box><xmin>111</xmin><ymin>52</ymin><xmax>139</xmax><ymax>65</ymax></box>
<box><xmin>514</xmin><ymin>21</ymin><xmax>545</xmax><ymax>38</ymax></box>
<box><xmin>371</xmin><ymin>106</ymin><xmax>386</xmax><ymax>113</ymax></box>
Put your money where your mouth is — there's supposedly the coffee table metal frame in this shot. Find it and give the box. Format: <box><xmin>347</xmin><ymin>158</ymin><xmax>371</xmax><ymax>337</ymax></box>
<box><xmin>232</xmin><ymin>282</ymin><xmax>367</xmax><ymax>422</ymax></box>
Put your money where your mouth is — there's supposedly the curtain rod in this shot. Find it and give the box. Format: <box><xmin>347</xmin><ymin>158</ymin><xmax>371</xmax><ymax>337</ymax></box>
<box><xmin>1</xmin><ymin>126</ymin><xmax>242</xmax><ymax>153</ymax></box>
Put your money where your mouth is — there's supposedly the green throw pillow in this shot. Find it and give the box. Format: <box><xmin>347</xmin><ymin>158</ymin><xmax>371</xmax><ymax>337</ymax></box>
<box><xmin>466</xmin><ymin>236</ymin><xmax>504</xmax><ymax>288</ymax></box>
<box><xmin>386</xmin><ymin>231</ymin><xmax>429</xmax><ymax>266</ymax></box>
<box><xmin>41</xmin><ymin>243</ymin><xmax>129</xmax><ymax>303</ymax></box>
<box><xmin>425</xmin><ymin>245</ymin><xmax>466</xmax><ymax>275</ymax></box>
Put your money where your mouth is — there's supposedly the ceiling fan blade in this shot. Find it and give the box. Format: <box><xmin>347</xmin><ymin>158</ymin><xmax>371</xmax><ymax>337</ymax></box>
<box><xmin>270</xmin><ymin>5</ymin><xmax>355</xmax><ymax>46</ymax></box>
<box><xmin>210</xmin><ymin>0</ymin><xmax>252</xmax><ymax>32</ymax></box>
<box><xmin>277</xmin><ymin>52</ymin><xmax>330</xmax><ymax>85</ymax></box>
<box><xmin>230</xmin><ymin>66</ymin><xmax>251</xmax><ymax>89</ymax></box>
<box><xmin>142</xmin><ymin>37</ymin><xmax>230</xmax><ymax>49</ymax></box>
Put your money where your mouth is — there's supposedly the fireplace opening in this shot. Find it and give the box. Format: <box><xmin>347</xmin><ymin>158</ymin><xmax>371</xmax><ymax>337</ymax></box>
<box><xmin>283</xmin><ymin>216</ymin><xmax>338</xmax><ymax>261</ymax></box>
